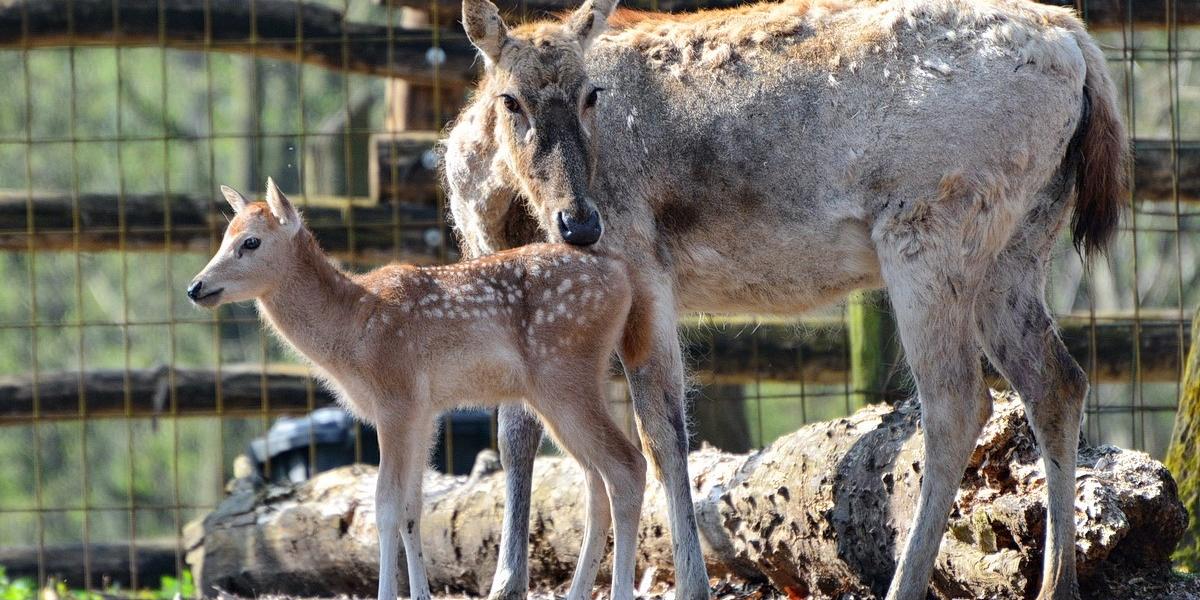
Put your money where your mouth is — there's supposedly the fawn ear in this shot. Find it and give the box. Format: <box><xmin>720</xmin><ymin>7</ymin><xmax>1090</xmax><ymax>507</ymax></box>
<box><xmin>462</xmin><ymin>0</ymin><xmax>509</xmax><ymax>65</ymax></box>
<box><xmin>264</xmin><ymin>177</ymin><xmax>301</xmax><ymax>236</ymax></box>
<box><xmin>567</xmin><ymin>0</ymin><xmax>616</xmax><ymax>51</ymax></box>
<box><xmin>220</xmin><ymin>185</ymin><xmax>249</xmax><ymax>213</ymax></box>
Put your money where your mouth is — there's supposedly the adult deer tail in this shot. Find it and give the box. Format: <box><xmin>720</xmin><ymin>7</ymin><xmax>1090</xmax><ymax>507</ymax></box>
<box><xmin>1068</xmin><ymin>25</ymin><xmax>1130</xmax><ymax>257</ymax></box>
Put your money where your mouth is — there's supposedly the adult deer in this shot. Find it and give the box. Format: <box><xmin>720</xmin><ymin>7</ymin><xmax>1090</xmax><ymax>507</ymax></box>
<box><xmin>188</xmin><ymin>180</ymin><xmax>653</xmax><ymax>600</ymax></box>
<box><xmin>443</xmin><ymin>0</ymin><xmax>1127</xmax><ymax>598</ymax></box>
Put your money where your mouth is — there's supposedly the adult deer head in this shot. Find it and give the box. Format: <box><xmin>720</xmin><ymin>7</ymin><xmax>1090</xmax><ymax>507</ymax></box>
<box><xmin>460</xmin><ymin>0</ymin><xmax>617</xmax><ymax>246</ymax></box>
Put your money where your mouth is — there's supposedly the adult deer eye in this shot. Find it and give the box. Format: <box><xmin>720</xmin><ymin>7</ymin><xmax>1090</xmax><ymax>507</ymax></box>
<box><xmin>584</xmin><ymin>87</ymin><xmax>603</xmax><ymax>109</ymax></box>
<box><xmin>500</xmin><ymin>94</ymin><xmax>521</xmax><ymax>114</ymax></box>
<box><xmin>242</xmin><ymin>237</ymin><xmax>261</xmax><ymax>251</ymax></box>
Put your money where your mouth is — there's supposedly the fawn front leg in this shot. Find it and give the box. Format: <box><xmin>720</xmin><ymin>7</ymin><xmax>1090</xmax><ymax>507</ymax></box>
<box><xmin>376</xmin><ymin>414</ymin><xmax>434</xmax><ymax>600</ymax></box>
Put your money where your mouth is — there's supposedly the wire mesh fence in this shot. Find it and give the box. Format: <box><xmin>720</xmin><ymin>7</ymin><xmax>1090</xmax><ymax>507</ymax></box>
<box><xmin>0</xmin><ymin>0</ymin><xmax>1194</xmax><ymax>596</ymax></box>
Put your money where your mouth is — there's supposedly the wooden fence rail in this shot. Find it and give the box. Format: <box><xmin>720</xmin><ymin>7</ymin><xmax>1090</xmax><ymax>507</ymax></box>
<box><xmin>1</xmin><ymin>0</ymin><xmax>1194</xmax><ymax>88</ymax></box>
<box><xmin>0</xmin><ymin>191</ymin><xmax>450</xmax><ymax>262</ymax></box>
<box><xmin>0</xmin><ymin>316</ymin><xmax>1187</xmax><ymax>423</ymax></box>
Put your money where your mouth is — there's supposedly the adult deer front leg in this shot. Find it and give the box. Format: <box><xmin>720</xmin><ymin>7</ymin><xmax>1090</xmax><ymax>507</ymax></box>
<box><xmin>377</xmin><ymin>411</ymin><xmax>435</xmax><ymax>600</ymax></box>
<box><xmin>622</xmin><ymin>282</ymin><xmax>709</xmax><ymax>600</ymax></box>
<box><xmin>488</xmin><ymin>404</ymin><xmax>544</xmax><ymax>600</ymax></box>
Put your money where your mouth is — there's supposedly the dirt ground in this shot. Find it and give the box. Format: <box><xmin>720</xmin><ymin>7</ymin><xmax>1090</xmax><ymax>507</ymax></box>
<box><xmin>221</xmin><ymin>570</ymin><xmax>1200</xmax><ymax>600</ymax></box>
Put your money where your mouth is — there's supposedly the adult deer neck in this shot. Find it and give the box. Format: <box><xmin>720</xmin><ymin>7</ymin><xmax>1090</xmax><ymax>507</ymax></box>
<box><xmin>256</xmin><ymin>229</ymin><xmax>365</xmax><ymax>372</ymax></box>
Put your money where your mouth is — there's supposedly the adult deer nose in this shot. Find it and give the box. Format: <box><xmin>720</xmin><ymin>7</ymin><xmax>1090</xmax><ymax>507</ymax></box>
<box><xmin>556</xmin><ymin>209</ymin><xmax>603</xmax><ymax>246</ymax></box>
<box><xmin>186</xmin><ymin>280</ymin><xmax>204</xmax><ymax>301</ymax></box>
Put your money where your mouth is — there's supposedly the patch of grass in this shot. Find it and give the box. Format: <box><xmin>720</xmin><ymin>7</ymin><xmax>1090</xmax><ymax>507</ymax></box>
<box><xmin>0</xmin><ymin>567</ymin><xmax>193</xmax><ymax>600</ymax></box>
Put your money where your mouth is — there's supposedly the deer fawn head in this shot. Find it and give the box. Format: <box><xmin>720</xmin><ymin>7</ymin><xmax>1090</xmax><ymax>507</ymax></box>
<box><xmin>187</xmin><ymin>178</ymin><xmax>302</xmax><ymax>307</ymax></box>
<box><xmin>461</xmin><ymin>0</ymin><xmax>616</xmax><ymax>246</ymax></box>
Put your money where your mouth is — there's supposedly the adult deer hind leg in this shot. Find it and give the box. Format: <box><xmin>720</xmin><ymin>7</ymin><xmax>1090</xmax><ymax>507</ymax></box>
<box><xmin>531</xmin><ymin>378</ymin><xmax>647</xmax><ymax>600</ymax></box>
<box><xmin>879</xmin><ymin>241</ymin><xmax>993</xmax><ymax>600</ymax></box>
<box><xmin>974</xmin><ymin>232</ymin><xmax>1086</xmax><ymax>600</ymax></box>
<box><xmin>488</xmin><ymin>404</ymin><xmax>545</xmax><ymax>600</ymax></box>
<box><xmin>623</xmin><ymin>287</ymin><xmax>709</xmax><ymax>600</ymax></box>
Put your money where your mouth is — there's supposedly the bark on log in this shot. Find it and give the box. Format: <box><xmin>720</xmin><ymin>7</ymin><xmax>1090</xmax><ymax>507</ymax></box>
<box><xmin>0</xmin><ymin>191</ymin><xmax>449</xmax><ymax>262</ymax></box>
<box><xmin>0</xmin><ymin>0</ymin><xmax>477</xmax><ymax>85</ymax></box>
<box><xmin>187</xmin><ymin>391</ymin><xmax>1188</xmax><ymax>600</ymax></box>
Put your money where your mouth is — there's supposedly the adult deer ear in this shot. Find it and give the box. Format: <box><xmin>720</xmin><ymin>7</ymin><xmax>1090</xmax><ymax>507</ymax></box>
<box><xmin>463</xmin><ymin>0</ymin><xmax>509</xmax><ymax>65</ymax></box>
<box><xmin>567</xmin><ymin>0</ymin><xmax>617</xmax><ymax>51</ymax></box>
<box><xmin>264</xmin><ymin>177</ymin><xmax>301</xmax><ymax>236</ymax></box>
<box><xmin>220</xmin><ymin>185</ymin><xmax>249</xmax><ymax>213</ymax></box>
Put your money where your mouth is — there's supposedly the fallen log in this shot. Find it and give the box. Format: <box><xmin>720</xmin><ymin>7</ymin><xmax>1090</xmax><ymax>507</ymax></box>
<box><xmin>186</xmin><ymin>391</ymin><xmax>1188</xmax><ymax>599</ymax></box>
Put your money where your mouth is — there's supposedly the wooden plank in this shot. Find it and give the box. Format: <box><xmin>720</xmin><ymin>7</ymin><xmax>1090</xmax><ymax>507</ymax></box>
<box><xmin>1134</xmin><ymin>140</ymin><xmax>1200</xmax><ymax>207</ymax></box>
<box><xmin>685</xmin><ymin>316</ymin><xmax>1190</xmax><ymax>387</ymax></box>
<box><xmin>0</xmin><ymin>364</ymin><xmax>335</xmax><ymax>422</ymax></box>
<box><xmin>0</xmin><ymin>0</ymin><xmax>477</xmax><ymax>85</ymax></box>
<box><xmin>0</xmin><ymin>191</ymin><xmax>451</xmax><ymax>263</ymax></box>
<box><xmin>369</xmin><ymin>132</ymin><xmax>443</xmax><ymax>205</ymax></box>
<box><xmin>3</xmin><ymin>0</ymin><xmax>1192</xmax><ymax>91</ymax></box>
<box><xmin>0</xmin><ymin>317</ymin><xmax>1186</xmax><ymax>423</ymax></box>
<box><xmin>373</xmin><ymin>136</ymin><xmax>1200</xmax><ymax>207</ymax></box>
<box><xmin>376</xmin><ymin>0</ymin><xmax>1200</xmax><ymax>29</ymax></box>
<box><xmin>0</xmin><ymin>542</ymin><xmax>180</xmax><ymax>590</ymax></box>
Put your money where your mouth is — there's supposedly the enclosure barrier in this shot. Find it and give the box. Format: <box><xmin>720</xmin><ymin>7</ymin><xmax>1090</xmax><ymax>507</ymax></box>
<box><xmin>0</xmin><ymin>0</ymin><xmax>1195</xmax><ymax>596</ymax></box>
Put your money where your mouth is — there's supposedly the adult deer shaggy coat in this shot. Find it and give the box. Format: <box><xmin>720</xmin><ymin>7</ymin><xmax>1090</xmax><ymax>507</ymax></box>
<box><xmin>442</xmin><ymin>0</ymin><xmax>1128</xmax><ymax>599</ymax></box>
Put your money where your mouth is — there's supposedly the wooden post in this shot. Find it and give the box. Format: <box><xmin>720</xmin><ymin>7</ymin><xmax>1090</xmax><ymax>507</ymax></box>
<box><xmin>1166</xmin><ymin>306</ymin><xmax>1200</xmax><ymax>571</ymax></box>
<box><xmin>847</xmin><ymin>290</ymin><xmax>903</xmax><ymax>409</ymax></box>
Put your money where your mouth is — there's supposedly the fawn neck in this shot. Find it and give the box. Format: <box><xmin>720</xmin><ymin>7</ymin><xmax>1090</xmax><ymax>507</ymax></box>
<box><xmin>255</xmin><ymin>230</ymin><xmax>368</xmax><ymax>374</ymax></box>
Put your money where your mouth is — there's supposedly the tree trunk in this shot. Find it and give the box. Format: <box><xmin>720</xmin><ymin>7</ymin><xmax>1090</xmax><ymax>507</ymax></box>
<box><xmin>187</xmin><ymin>391</ymin><xmax>1188</xmax><ymax>600</ymax></box>
<box><xmin>1166</xmin><ymin>306</ymin><xmax>1200</xmax><ymax>571</ymax></box>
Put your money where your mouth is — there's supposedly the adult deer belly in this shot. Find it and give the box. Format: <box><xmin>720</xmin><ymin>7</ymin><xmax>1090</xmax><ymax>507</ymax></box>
<box><xmin>669</xmin><ymin>210</ymin><xmax>882</xmax><ymax>315</ymax></box>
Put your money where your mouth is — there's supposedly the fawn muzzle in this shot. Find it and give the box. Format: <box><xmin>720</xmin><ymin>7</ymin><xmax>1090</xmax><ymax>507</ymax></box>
<box><xmin>186</xmin><ymin>280</ymin><xmax>223</xmax><ymax>306</ymax></box>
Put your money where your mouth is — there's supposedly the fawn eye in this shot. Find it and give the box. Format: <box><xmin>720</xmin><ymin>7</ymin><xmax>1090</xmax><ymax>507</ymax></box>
<box><xmin>241</xmin><ymin>237</ymin><xmax>261</xmax><ymax>251</ymax></box>
<box><xmin>500</xmin><ymin>94</ymin><xmax>521</xmax><ymax>114</ymax></box>
<box><xmin>584</xmin><ymin>87</ymin><xmax>603</xmax><ymax>109</ymax></box>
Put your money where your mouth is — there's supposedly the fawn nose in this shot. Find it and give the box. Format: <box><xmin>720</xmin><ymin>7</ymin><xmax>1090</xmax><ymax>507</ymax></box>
<box><xmin>186</xmin><ymin>280</ymin><xmax>204</xmax><ymax>301</ymax></box>
<box><xmin>557</xmin><ymin>208</ymin><xmax>603</xmax><ymax>246</ymax></box>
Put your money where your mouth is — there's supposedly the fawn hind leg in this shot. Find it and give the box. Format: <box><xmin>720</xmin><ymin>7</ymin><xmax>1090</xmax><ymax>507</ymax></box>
<box><xmin>375</xmin><ymin>411</ymin><xmax>436</xmax><ymax>600</ymax></box>
<box><xmin>975</xmin><ymin>249</ymin><xmax>1085</xmax><ymax>600</ymax></box>
<box><xmin>532</xmin><ymin>382</ymin><xmax>647</xmax><ymax>600</ymax></box>
<box><xmin>569</xmin><ymin>468</ymin><xmax>614</xmax><ymax>599</ymax></box>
